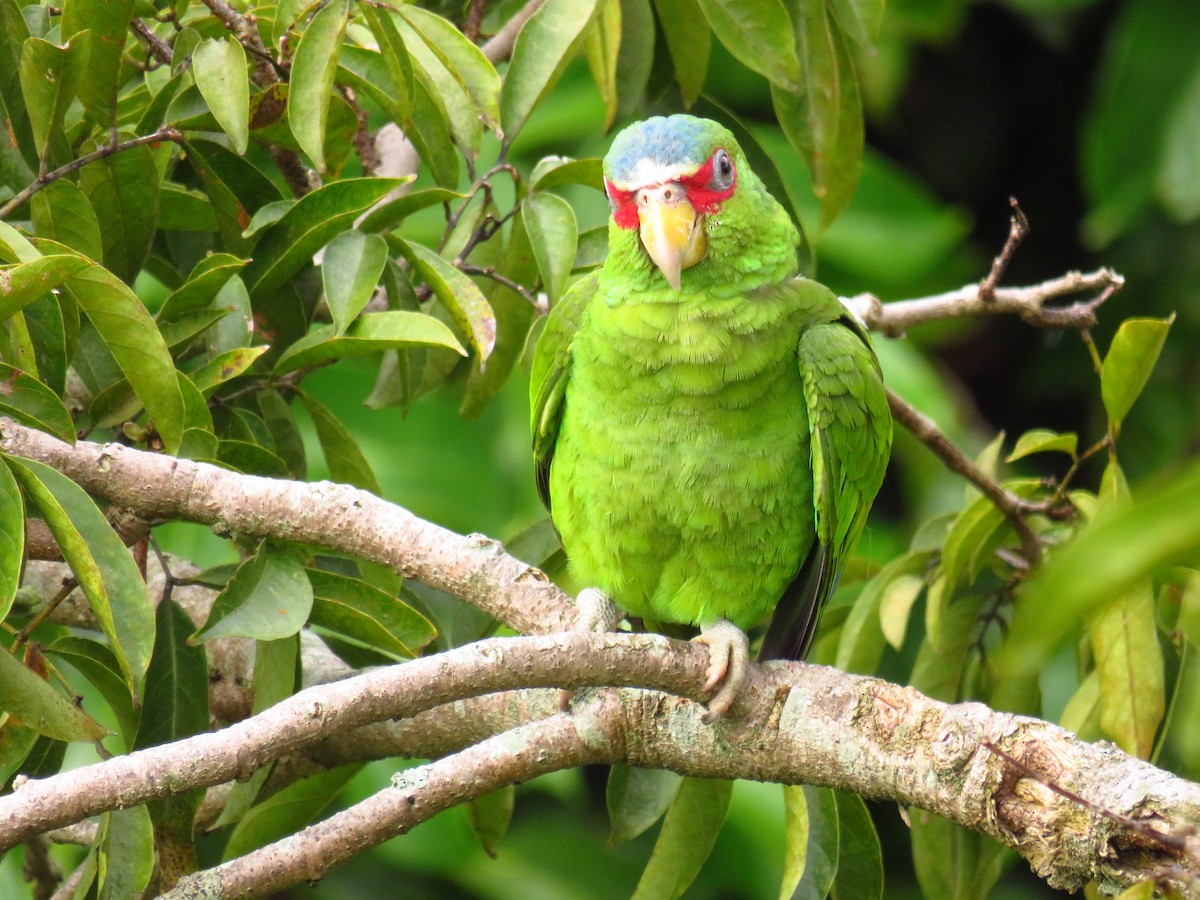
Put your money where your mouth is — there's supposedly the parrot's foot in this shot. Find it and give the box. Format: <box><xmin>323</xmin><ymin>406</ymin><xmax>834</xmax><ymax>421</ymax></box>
<box><xmin>692</xmin><ymin>619</ymin><xmax>751</xmax><ymax>724</ymax></box>
<box><xmin>560</xmin><ymin>588</ymin><xmax>626</xmax><ymax>711</ymax></box>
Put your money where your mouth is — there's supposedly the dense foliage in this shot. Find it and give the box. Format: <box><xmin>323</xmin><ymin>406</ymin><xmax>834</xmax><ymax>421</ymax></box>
<box><xmin>0</xmin><ymin>0</ymin><xmax>1198</xmax><ymax>896</ymax></box>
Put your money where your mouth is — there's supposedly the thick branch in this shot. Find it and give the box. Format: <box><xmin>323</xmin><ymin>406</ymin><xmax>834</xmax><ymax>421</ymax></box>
<box><xmin>4</xmin><ymin>633</ymin><xmax>1196</xmax><ymax>896</ymax></box>
<box><xmin>846</xmin><ymin>268</ymin><xmax>1123</xmax><ymax>338</ymax></box>
<box><xmin>0</xmin><ymin>420</ymin><xmax>575</xmax><ymax>635</ymax></box>
<box><xmin>480</xmin><ymin>0</ymin><xmax>544</xmax><ymax>64</ymax></box>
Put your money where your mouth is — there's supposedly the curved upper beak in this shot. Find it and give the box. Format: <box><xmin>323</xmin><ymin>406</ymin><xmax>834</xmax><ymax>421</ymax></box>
<box><xmin>636</xmin><ymin>183</ymin><xmax>707</xmax><ymax>291</ymax></box>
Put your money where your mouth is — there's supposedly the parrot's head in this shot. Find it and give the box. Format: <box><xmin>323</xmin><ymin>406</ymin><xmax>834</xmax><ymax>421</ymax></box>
<box><xmin>602</xmin><ymin>115</ymin><xmax>798</xmax><ymax>291</ymax></box>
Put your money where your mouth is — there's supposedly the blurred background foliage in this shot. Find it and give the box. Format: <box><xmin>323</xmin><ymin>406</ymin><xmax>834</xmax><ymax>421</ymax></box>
<box><xmin>1</xmin><ymin>0</ymin><xmax>1198</xmax><ymax>896</ymax></box>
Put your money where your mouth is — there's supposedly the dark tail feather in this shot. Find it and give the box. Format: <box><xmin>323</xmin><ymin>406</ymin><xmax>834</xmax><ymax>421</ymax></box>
<box><xmin>758</xmin><ymin>541</ymin><xmax>837</xmax><ymax>661</ymax></box>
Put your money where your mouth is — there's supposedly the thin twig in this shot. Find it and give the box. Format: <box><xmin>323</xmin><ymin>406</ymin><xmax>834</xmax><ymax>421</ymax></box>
<box><xmin>886</xmin><ymin>389</ymin><xmax>1044</xmax><ymax>561</ymax></box>
<box><xmin>0</xmin><ymin>128</ymin><xmax>182</xmax><ymax>220</ymax></box>
<box><xmin>130</xmin><ymin>18</ymin><xmax>174</xmax><ymax>65</ymax></box>
<box><xmin>14</xmin><ymin>578</ymin><xmax>78</xmax><ymax>648</ymax></box>
<box><xmin>978</xmin><ymin>197</ymin><xmax>1030</xmax><ymax>301</ymax></box>
<box><xmin>464</xmin><ymin>0</ymin><xmax>488</xmax><ymax>42</ymax></box>
<box><xmin>458</xmin><ymin>264</ymin><xmax>542</xmax><ymax>309</ymax></box>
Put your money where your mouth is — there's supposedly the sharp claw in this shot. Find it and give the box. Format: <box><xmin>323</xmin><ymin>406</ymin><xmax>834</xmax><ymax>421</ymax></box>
<box><xmin>692</xmin><ymin>619</ymin><xmax>750</xmax><ymax>723</ymax></box>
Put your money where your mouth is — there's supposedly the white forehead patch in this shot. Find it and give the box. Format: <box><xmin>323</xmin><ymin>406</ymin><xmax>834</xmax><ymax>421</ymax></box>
<box><xmin>609</xmin><ymin>158</ymin><xmax>698</xmax><ymax>191</ymax></box>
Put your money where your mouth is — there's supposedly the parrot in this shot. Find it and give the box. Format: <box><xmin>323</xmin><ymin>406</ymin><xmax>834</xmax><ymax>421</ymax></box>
<box><xmin>530</xmin><ymin>115</ymin><xmax>892</xmax><ymax>720</ymax></box>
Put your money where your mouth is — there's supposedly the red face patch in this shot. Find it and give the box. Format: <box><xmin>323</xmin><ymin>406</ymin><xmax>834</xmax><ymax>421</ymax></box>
<box><xmin>605</xmin><ymin>150</ymin><xmax>738</xmax><ymax>230</ymax></box>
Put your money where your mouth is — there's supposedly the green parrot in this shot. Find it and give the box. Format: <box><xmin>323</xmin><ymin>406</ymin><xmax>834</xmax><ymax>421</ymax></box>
<box><xmin>530</xmin><ymin>115</ymin><xmax>892</xmax><ymax>720</ymax></box>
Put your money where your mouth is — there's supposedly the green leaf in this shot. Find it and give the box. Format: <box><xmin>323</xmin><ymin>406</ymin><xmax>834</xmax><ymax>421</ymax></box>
<box><xmin>0</xmin><ymin>363</ymin><xmax>77</xmax><ymax>443</ymax></box>
<box><xmin>64</xmin><ymin>263</ymin><xmax>185</xmax><ymax>453</ymax></box>
<box><xmin>242</xmin><ymin>177</ymin><xmax>404</xmax><ymax>299</ymax></box>
<box><xmin>133</xmin><ymin>600</ymin><xmax>210</xmax><ymax>751</ymax></box>
<box><xmin>78</xmin><ymin>134</ymin><xmax>162</xmax><ymax>283</ymax></box>
<box><xmin>652</xmin><ymin>0</ymin><xmax>710</xmax><ymax>107</ymax></box>
<box><xmin>499</xmin><ymin>0</ymin><xmax>601</xmax><ymax>144</ymax></box>
<box><xmin>158</xmin><ymin>183</ymin><xmax>221</xmax><ymax>232</ymax></box>
<box><xmin>467</xmin><ymin>785</ymin><xmax>515</xmax><ymax>858</ymax></box>
<box><xmin>1006</xmin><ymin>429</ymin><xmax>1078</xmax><ymax>463</ymax></box>
<box><xmin>30</xmin><ymin>179</ymin><xmax>103</xmax><ymax>260</ymax></box>
<box><xmin>0</xmin><ymin>253</ymin><xmax>90</xmax><ymax>322</ymax></box>
<box><xmin>357</xmin><ymin>186</ymin><xmax>461</xmax><ymax>234</ymax></box>
<box><xmin>322</xmin><ymin>230</ymin><xmax>389</xmax><ymax>335</ymax></box>
<box><xmin>696</xmin><ymin>0</ymin><xmax>800</xmax><ymax>91</ymax></box>
<box><xmin>358</xmin><ymin>3</ymin><xmax>413</xmax><ymax>126</ymax></box>
<box><xmin>274</xmin><ymin>310</ymin><xmax>465</xmax><ymax>375</ymax></box>
<box><xmin>607</xmin><ymin>765</ymin><xmax>683</xmax><ymax>846</ymax></box>
<box><xmin>0</xmin><ymin>642</ymin><xmax>107</xmax><ymax>742</ymax></box>
<box><xmin>909</xmin><ymin>808</ymin><xmax>1008</xmax><ymax>900</ymax></box>
<box><xmin>879</xmin><ymin>574</ymin><xmax>924</xmax><ymax>651</ymax></box>
<box><xmin>61</xmin><ymin>0</ymin><xmax>134</xmax><ymax>126</ymax></box>
<box><xmin>307</xmin><ymin>568</ymin><xmax>435</xmax><ymax>658</ymax></box>
<box><xmin>0</xmin><ymin>459</ymin><xmax>22</xmax><ymax>617</ymax></box>
<box><xmin>222</xmin><ymin>764</ymin><xmax>360</xmax><ymax>859</ymax></box>
<box><xmin>1100</xmin><ymin>315</ymin><xmax>1174</xmax><ymax>433</ymax></box>
<box><xmin>1159</xmin><ymin>60</ymin><xmax>1200</xmax><ymax>222</ymax></box>
<box><xmin>182</xmin><ymin>138</ymin><xmax>286</xmax><ymax>256</ymax></box>
<box><xmin>7</xmin><ymin>457</ymin><xmax>154</xmax><ymax>689</ymax></box>
<box><xmin>301</xmin><ymin>391</ymin><xmax>382</xmax><ymax>494</ymax></box>
<box><xmin>188</xmin><ymin>346</ymin><xmax>268</xmax><ymax>397</ymax></box>
<box><xmin>45</xmin><ymin>637</ymin><xmax>137</xmax><ymax>745</ymax></box>
<box><xmin>258</xmin><ymin>388</ymin><xmax>307</xmax><ymax>479</ymax></box>
<box><xmin>192</xmin><ymin>36</ymin><xmax>250</xmax><ymax>154</ymax></box>
<box><xmin>828</xmin><ymin>0</ymin><xmax>885</xmax><ymax>48</ymax></box>
<box><xmin>585</xmin><ymin>0</ymin><xmax>621</xmax><ymax>127</ymax></box>
<box><xmin>192</xmin><ymin>544</ymin><xmax>313</xmax><ymax>643</ymax></box>
<box><xmin>393</xmin><ymin>239</ymin><xmax>496</xmax><ymax>363</ymax></box>
<box><xmin>781</xmin><ymin>784</ymin><xmax>838</xmax><ymax>900</ymax></box>
<box><xmin>523</xmin><ymin>192</ymin><xmax>578</xmax><ymax>307</ymax></box>
<box><xmin>631</xmin><ymin>777</ymin><xmax>730</xmax><ymax>900</ymax></box>
<box><xmin>98</xmin><ymin>805</ymin><xmax>154</xmax><ymax>900</ymax></box>
<box><xmin>830</xmin><ymin>792</ymin><xmax>882</xmax><ymax>899</ymax></box>
<box><xmin>773</xmin><ymin>1</ymin><xmax>863</xmax><ymax>229</ymax></box>
<box><xmin>288</xmin><ymin>0</ymin><xmax>348</xmax><ymax>171</ymax></box>
<box><xmin>19</xmin><ymin>34</ymin><xmax>89</xmax><ymax>160</ymax></box>
<box><xmin>835</xmin><ymin>550</ymin><xmax>932</xmax><ymax>674</ymax></box>
<box><xmin>1090</xmin><ymin>579</ymin><xmax>1165</xmax><ymax>759</ymax></box>
<box><xmin>1059</xmin><ymin>669</ymin><xmax>1101</xmax><ymax>740</ymax></box>
<box><xmin>531</xmin><ymin>157</ymin><xmax>604</xmax><ymax>192</ymax></box>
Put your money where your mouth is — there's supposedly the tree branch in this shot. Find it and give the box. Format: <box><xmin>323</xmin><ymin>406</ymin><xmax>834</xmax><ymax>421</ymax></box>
<box><xmin>845</xmin><ymin>267</ymin><xmax>1123</xmax><ymax>338</ymax></box>
<box><xmin>480</xmin><ymin>0</ymin><xmax>543</xmax><ymax>64</ymax></box>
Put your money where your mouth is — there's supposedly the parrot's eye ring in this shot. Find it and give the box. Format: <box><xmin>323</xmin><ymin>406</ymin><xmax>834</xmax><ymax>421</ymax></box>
<box><xmin>711</xmin><ymin>149</ymin><xmax>735</xmax><ymax>190</ymax></box>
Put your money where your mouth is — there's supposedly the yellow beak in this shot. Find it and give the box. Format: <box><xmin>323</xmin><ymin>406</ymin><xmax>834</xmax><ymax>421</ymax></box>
<box><xmin>636</xmin><ymin>183</ymin><xmax>707</xmax><ymax>291</ymax></box>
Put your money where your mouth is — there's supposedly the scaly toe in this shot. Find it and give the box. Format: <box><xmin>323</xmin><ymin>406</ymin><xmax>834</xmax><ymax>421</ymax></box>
<box><xmin>692</xmin><ymin>619</ymin><xmax>750</xmax><ymax>723</ymax></box>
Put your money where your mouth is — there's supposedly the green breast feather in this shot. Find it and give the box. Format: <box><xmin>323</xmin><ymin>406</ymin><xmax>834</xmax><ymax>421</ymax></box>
<box><xmin>530</xmin><ymin>115</ymin><xmax>891</xmax><ymax>662</ymax></box>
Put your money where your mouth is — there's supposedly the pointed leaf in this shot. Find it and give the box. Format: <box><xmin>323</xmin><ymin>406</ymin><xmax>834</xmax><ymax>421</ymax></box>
<box><xmin>307</xmin><ymin>568</ymin><xmax>436</xmax><ymax>658</ymax></box>
<box><xmin>499</xmin><ymin>0</ymin><xmax>601</xmax><ymax>143</ymax></box>
<box><xmin>274</xmin><ymin>310</ymin><xmax>465</xmax><ymax>375</ymax></box>
<box><xmin>46</xmin><ymin>637</ymin><xmax>137</xmax><ymax>745</ymax></box>
<box><xmin>31</xmin><ymin>179</ymin><xmax>103</xmax><ymax>260</ymax></box>
<box><xmin>1100</xmin><ymin>315</ymin><xmax>1174</xmax><ymax>432</ymax></box>
<box><xmin>0</xmin><ymin>254</ymin><xmax>89</xmax><ymax>321</ymax></box>
<box><xmin>773</xmin><ymin>1</ymin><xmax>863</xmax><ymax>229</ymax></box>
<box><xmin>223</xmin><ymin>764</ymin><xmax>360</xmax><ymax>859</ymax></box>
<box><xmin>188</xmin><ymin>346</ymin><xmax>268</xmax><ymax>397</ymax></box>
<box><xmin>782</xmin><ymin>784</ymin><xmax>838</xmax><ymax>900</ymax></box>
<box><xmin>133</xmin><ymin>600</ymin><xmax>210</xmax><ymax>751</ymax></box>
<box><xmin>0</xmin><ymin>642</ymin><xmax>107</xmax><ymax>742</ymax></box>
<box><xmin>98</xmin><ymin>805</ymin><xmax>154</xmax><ymax>900</ymax></box>
<box><xmin>1090</xmin><ymin>580</ymin><xmax>1165</xmax><ymax>759</ymax></box>
<box><xmin>358</xmin><ymin>186</ymin><xmax>463</xmax><ymax>234</ymax></box>
<box><xmin>394</xmin><ymin>239</ymin><xmax>496</xmax><ymax>363</ymax></box>
<box><xmin>697</xmin><ymin>0</ymin><xmax>799</xmax><ymax>91</ymax></box>
<box><xmin>288</xmin><ymin>0</ymin><xmax>348</xmax><ymax>171</ymax></box>
<box><xmin>467</xmin><ymin>785</ymin><xmax>515</xmax><ymax>858</ymax></box>
<box><xmin>193</xmin><ymin>36</ymin><xmax>250</xmax><ymax>154</ymax></box>
<box><xmin>0</xmin><ymin>459</ymin><xmax>22</xmax><ymax>617</ymax></box>
<box><xmin>242</xmin><ymin>177</ymin><xmax>404</xmax><ymax>298</ymax></box>
<box><xmin>879</xmin><ymin>574</ymin><xmax>924</xmax><ymax>651</ymax></box>
<box><xmin>652</xmin><ymin>0</ymin><xmax>710</xmax><ymax>107</ymax></box>
<box><xmin>836</xmin><ymin>550</ymin><xmax>932</xmax><ymax>674</ymax></box>
<box><xmin>0</xmin><ymin>363</ymin><xmax>76</xmax><ymax>443</ymax></box>
<box><xmin>61</xmin><ymin>0</ymin><xmax>134</xmax><ymax>126</ymax></box>
<box><xmin>193</xmin><ymin>544</ymin><xmax>313</xmax><ymax>643</ymax></box>
<box><xmin>631</xmin><ymin>777</ymin><xmax>731</xmax><ymax>900</ymax></box>
<box><xmin>159</xmin><ymin>254</ymin><xmax>248</xmax><ymax>322</ymax></box>
<box><xmin>608</xmin><ymin>765</ymin><xmax>682</xmax><ymax>846</ymax></box>
<box><xmin>301</xmin><ymin>391</ymin><xmax>382</xmax><ymax>494</ymax></box>
<box><xmin>19</xmin><ymin>34</ymin><xmax>89</xmax><ymax>159</ymax></box>
<box><xmin>585</xmin><ymin>0</ymin><xmax>621</xmax><ymax>127</ymax></box>
<box><xmin>78</xmin><ymin>134</ymin><xmax>162</xmax><ymax>283</ymax></box>
<box><xmin>64</xmin><ymin>263</ymin><xmax>185</xmax><ymax>453</ymax></box>
<box><xmin>392</xmin><ymin>13</ymin><xmax>482</xmax><ymax>157</ymax></box>
<box><xmin>830</xmin><ymin>792</ymin><xmax>882</xmax><ymax>900</ymax></box>
<box><xmin>523</xmin><ymin>192</ymin><xmax>578</xmax><ymax>307</ymax></box>
<box><xmin>322</xmin><ymin>230</ymin><xmax>389</xmax><ymax>334</ymax></box>
<box><xmin>359</xmin><ymin>3</ymin><xmax>413</xmax><ymax>125</ymax></box>
<box><xmin>7</xmin><ymin>457</ymin><xmax>154</xmax><ymax>689</ymax></box>
<box><xmin>1006</xmin><ymin>429</ymin><xmax>1078</xmax><ymax>463</ymax></box>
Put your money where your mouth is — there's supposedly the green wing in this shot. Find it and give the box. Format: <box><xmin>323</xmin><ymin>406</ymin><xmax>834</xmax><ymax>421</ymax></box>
<box><xmin>760</xmin><ymin>283</ymin><xmax>893</xmax><ymax>661</ymax></box>
<box><xmin>529</xmin><ymin>271</ymin><xmax>599</xmax><ymax>510</ymax></box>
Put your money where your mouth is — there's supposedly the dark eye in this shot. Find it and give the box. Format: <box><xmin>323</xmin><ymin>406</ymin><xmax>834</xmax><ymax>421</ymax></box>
<box><xmin>711</xmin><ymin>149</ymin><xmax>735</xmax><ymax>190</ymax></box>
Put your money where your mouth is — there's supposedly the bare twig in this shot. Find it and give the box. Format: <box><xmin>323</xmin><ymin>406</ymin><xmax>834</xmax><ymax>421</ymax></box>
<box><xmin>21</xmin><ymin>834</ymin><xmax>62</xmax><ymax>900</ymax></box>
<box><xmin>464</xmin><ymin>0</ymin><xmax>488</xmax><ymax>42</ymax></box>
<box><xmin>846</xmin><ymin>268</ymin><xmax>1123</xmax><ymax>338</ymax></box>
<box><xmin>130</xmin><ymin>18</ymin><xmax>173</xmax><ymax>65</ymax></box>
<box><xmin>458</xmin><ymin>263</ymin><xmax>542</xmax><ymax>309</ymax></box>
<box><xmin>978</xmin><ymin>197</ymin><xmax>1030</xmax><ymax>301</ymax></box>
<box><xmin>0</xmin><ymin>128</ymin><xmax>182</xmax><ymax>220</ymax></box>
<box><xmin>886</xmin><ymin>389</ymin><xmax>1046</xmax><ymax>561</ymax></box>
